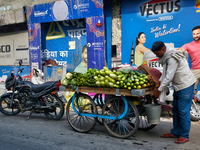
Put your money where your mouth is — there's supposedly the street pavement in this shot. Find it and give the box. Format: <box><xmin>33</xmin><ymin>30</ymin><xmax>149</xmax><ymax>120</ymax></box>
<box><xmin>0</xmin><ymin>110</ymin><xmax>200</xmax><ymax>150</ymax></box>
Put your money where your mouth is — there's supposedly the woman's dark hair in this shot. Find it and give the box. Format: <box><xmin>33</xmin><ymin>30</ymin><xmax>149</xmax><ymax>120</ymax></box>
<box><xmin>136</xmin><ymin>32</ymin><xmax>145</xmax><ymax>46</ymax></box>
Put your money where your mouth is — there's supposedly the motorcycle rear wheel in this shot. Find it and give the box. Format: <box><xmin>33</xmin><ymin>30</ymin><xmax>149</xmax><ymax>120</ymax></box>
<box><xmin>44</xmin><ymin>95</ymin><xmax>64</xmax><ymax>120</ymax></box>
<box><xmin>0</xmin><ymin>96</ymin><xmax>21</xmax><ymax>115</ymax></box>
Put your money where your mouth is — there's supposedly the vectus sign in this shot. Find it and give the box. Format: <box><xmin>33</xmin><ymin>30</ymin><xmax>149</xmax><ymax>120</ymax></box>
<box><xmin>0</xmin><ymin>45</ymin><xmax>10</xmax><ymax>53</ymax></box>
<box><xmin>140</xmin><ymin>0</ymin><xmax>181</xmax><ymax>16</ymax></box>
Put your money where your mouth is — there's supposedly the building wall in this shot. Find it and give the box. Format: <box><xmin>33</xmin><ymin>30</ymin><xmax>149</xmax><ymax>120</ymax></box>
<box><xmin>112</xmin><ymin>0</ymin><xmax>121</xmax><ymax>58</ymax></box>
<box><xmin>111</xmin><ymin>0</ymin><xmax>122</xmax><ymax>68</ymax></box>
<box><xmin>0</xmin><ymin>0</ymin><xmax>57</xmax><ymax>9</ymax></box>
<box><xmin>0</xmin><ymin>31</ymin><xmax>29</xmax><ymax>66</ymax></box>
<box><xmin>0</xmin><ymin>0</ymin><xmax>57</xmax><ymax>25</ymax></box>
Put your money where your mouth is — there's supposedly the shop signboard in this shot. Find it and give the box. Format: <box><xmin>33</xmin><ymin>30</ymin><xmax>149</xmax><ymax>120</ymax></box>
<box><xmin>28</xmin><ymin>23</ymin><xmax>42</xmax><ymax>73</ymax></box>
<box><xmin>121</xmin><ymin>0</ymin><xmax>200</xmax><ymax>90</ymax></box>
<box><xmin>86</xmin><ymin>16</ymin><xmax>105</xmax><ymax>69</ymax></box>
<box><xmin>41</xmin><ymin>18</ymin><xmax>87</xmax><ymax>72</ymax></box>
<box><xmin>41</xmin><ymin>16</ymin><xmax>105</xmax><ymax>73</ymax></box>
<box><xmin>121</xmin><ymin>0</ymin><xmax>200</xmax><ymax>69</ymax></box>
<box><xmin>26</xmin><ymin>0</ymin><xmax>103</xmax><ymax>24</ymax></box>
<box><xmin>26</xmin><ymin>0</ymin><xmax>105</xmax><ymax>75</ymax></box>
<box><xmin>0</xmin><ymin>31</ymin><xmax>29</xmax><ymax>66</ymax></box>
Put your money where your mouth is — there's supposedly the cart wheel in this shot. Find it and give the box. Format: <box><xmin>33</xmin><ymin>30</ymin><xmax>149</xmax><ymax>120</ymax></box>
<box><xmin>137</xmin><ymin>106</ymin><xmax>157</xmax><ymax>131</ymax></box>
<box><xmin>102</xmin><ymin>96</ymin><xmax>139</xmax><ymax>138</ymax></box>
<box><xmin>66</xmin><ymin>93</ymin><xmax>97</xmax><ymax>133</ymax></box>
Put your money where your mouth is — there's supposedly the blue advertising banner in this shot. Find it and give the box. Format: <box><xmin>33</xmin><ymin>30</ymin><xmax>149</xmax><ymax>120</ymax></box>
<box><xmin>41</xmin><ymin>19</ymin><xmax>87</xmax><ymax>73</ymax></box>
<box><xmin>121</xmin><ymin>0</ymin><xmax>200</xmax><ymax>66</ymax></box>
<box><xmin>28</xmin><ymin>23</ymin><xmax>42</xmax><ymax>73</ymax></box>
<box><xmin>26</xmin><ymin>0</ymin><xmax>103</xmax><ymax>24</ymax></box>
<box><xmin>0</xmin><ymin>66</ymin><xmax>30</xmax><ymax>93</ymax></box>
<box><xmin>25</xmin><ymin>0</ymin><xmax>105</xmax><ymax>76</ymax></box>
<box><xmin>0</xmin><ymin>66</ymin><xmax>30</xmax><ymax>79</ymax></box>
<box><xmin>43</xmin><ymin>66</ymin><xmax>66</xmax><ymax>81</ymax></box>
<box><xmin>86</xmin><ymin>16</ymin><xmax>105</xmax><ymax>69</ymax></box>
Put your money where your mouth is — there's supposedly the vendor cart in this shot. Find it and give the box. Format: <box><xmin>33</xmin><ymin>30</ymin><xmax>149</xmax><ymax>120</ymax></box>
<box><xmin>60</xmin><ymin>85</ymin><xmax>158</xmax><ymax>139</ymax></box>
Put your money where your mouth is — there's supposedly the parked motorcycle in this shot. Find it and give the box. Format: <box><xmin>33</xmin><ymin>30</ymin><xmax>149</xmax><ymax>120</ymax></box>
<box><xmin>163</xmin><ymin>86</ymin><xmax>200</xmax><ymax>121</ymax></box>
<box><xmin>0</xmin><ymin>60</ymin><xmax>67</xmax><ymax>120</ymax></box>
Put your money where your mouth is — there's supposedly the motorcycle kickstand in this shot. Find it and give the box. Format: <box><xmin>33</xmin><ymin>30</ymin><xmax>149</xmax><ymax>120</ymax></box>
<box><xmin>26</xmin><ymin>109</ymin><xmax>35</xmax><ymax>120</ymax></box>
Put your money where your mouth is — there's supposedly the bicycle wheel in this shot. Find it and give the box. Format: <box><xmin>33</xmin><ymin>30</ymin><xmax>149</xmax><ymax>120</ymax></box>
<box><xmin>66</xmin><ymin>93</ymin><xmax>97</xmax><ymax>133</ymax></box>
<box><xmin>102</xmin><ymin>96</ymin><xmax>139</xmax><ymax>138</ymax></box>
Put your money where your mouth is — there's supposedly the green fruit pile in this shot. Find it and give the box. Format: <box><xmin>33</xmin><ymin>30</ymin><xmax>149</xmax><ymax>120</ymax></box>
<box><xmin>94</xmin><ymin>67</ymin><xmax>153</xmax><ymax>90</ymax></box>
<box><xmin>61</xmin><ymin>67</ymin><xmax>154</xmax><ymax>90</ymax></box>
<box><xmin>61</xmin><ymin>69</ymin><xmax>98</xmax><ymax>90</ymax></box>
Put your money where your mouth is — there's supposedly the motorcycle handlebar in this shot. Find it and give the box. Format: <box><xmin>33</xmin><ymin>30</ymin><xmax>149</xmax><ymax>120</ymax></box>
<box><xmin>18</xmin><ymin>68</ymin><xmax>23</xmax><ymax>74</ymax></box>
<box><xmin>16</xmin><ymin>68</ymin><xmax>24</xmax><ymax>81</ymax></box>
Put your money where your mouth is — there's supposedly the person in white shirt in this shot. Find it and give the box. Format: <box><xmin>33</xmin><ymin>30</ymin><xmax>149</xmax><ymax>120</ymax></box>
<box><xmin>152</xmin><ymin>41</ymin><xmax>196</xmax><ymax>144</ymax></box>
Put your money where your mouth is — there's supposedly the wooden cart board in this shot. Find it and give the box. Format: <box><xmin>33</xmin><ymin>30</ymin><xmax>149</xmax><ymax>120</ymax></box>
<box><xmin>59</xmin><ymin>85</ymin><xmax>154</xmax><ymax>97</ymax></box>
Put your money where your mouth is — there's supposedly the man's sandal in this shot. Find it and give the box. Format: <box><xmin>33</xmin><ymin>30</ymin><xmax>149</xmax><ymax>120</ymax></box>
<box><xmin>175</xmin><ymin>138</ymin><xmax>189</xmax><ymax>144</ymax></box>
<box><xmin>160</xmin><ymin>133</ymin><xmax>177</xmax><ymax>138</ymax></box>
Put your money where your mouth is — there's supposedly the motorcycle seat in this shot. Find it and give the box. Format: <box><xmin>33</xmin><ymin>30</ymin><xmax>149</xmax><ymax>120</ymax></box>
<box><xmin>31</xmin><ymin>81</ymin><xmax>57</xmax><ymax>93</ymax></box>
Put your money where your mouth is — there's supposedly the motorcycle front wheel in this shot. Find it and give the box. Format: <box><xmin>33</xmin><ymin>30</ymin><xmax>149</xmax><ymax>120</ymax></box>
<box><xmin>0</xmin><ymin>96</ymin><xmax>21</xmax><ymax>115</ymax></box>
<box><xmin>44</xmin><ymin>94</ymin><xmax>64</xmax><ymax>120</ymax></box>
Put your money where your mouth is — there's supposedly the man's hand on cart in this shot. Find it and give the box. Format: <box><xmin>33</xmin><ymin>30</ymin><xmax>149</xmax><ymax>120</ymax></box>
<box><xmin>153</xmin><ymin>89</ymin><xmax>161</xmax><ymax>98</ymax></box>
<box><xmin>155</xmin><ymin>81</ymin><xmax>161</xmax><ymax>88</ymax></box>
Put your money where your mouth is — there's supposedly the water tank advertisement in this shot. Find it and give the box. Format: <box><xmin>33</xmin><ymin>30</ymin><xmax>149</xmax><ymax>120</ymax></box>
<box><xmin>41</xmin><ymin>19</ymin><xmax>87</xmax><ymax>73</ymax></box>
<box><xmin>26</xmin><ymin>0</ymin><xmax>105</xmax><ymax>74</ymax></box>
<box><xmin>86</xmin><ymin>16</ymin><xmax>105</xmax><ymax>70</ymax></box>
<box><xmin>121</xmin><ymin>0</ymin><xmax>200</xmax><ymax>68</ymax></box>
<box><xmin>25</xmin><ymin>0</ymin><xmax>103</xmax><ymax>24</ymax></box>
